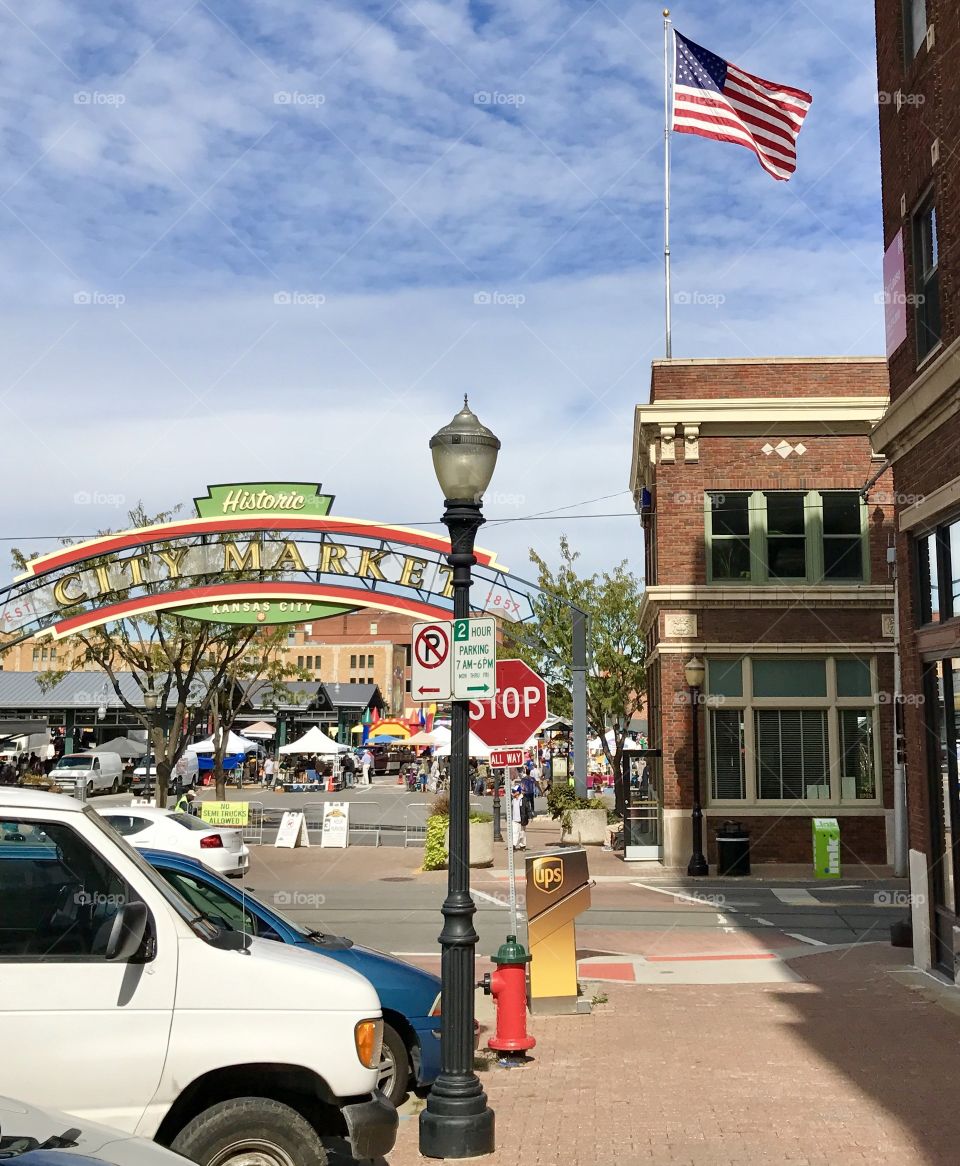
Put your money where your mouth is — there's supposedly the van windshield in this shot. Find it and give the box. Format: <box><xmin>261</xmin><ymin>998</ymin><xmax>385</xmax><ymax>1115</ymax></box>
<box><xmin>54</xmin><ymin>756</ymin><xmax>93</xmax><ymax>770</ymax></box>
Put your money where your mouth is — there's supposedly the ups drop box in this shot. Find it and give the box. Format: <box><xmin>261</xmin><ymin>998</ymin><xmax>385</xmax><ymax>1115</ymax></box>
<box><xmin>525</xmin><ymin>849</ymin><xmax>592</xmax><ymax>1014</ymax></box>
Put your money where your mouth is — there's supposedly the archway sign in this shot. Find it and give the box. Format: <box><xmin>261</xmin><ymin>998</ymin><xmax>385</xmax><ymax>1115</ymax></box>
<box><xmin>0</xmin><ymin>482</ymin><xmax>535</xmax><ymax>648</ymax></box>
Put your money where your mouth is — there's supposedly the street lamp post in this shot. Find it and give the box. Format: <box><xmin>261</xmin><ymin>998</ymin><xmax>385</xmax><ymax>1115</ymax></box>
<box><xmin>419</xmin><ymin>397</ymin><xmax>499</xmax><ymax>1161</ymax></box>
<box><xmin>144</xmin><ymin>689</ymin><xmax>158</xmax><ymax>804</ymax></box>
<box><xmin>684</xmin><ymin>656</ymin><xmax>708</xmax><ymax>877</ymax></box>
<box><xmin>492</xmin><ymin>772</ymin><xmax>503</xmax><ymax>843</ymax></box>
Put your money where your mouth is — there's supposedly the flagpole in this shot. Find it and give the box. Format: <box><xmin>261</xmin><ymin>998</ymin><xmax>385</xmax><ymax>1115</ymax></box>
<box><xmin>663</xmin><ymin>8</ymin><xmax>673</xmax><ymax>359</ymax></box>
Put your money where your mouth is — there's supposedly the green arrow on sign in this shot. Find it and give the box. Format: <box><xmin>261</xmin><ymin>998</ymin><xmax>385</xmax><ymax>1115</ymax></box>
<box><xmin>467</xmin><ymin>684</ymin><xmax>490</xmax><ymax>693</ymax></box>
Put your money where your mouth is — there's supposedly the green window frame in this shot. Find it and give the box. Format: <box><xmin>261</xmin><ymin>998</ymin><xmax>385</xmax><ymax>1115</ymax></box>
<box><xmin>705</xmin><ymin>491</ymin><xmax>868</xmax><ymax>585</ymax></box>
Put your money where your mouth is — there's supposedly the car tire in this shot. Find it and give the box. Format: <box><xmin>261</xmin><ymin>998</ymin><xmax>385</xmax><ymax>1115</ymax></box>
<box><xmin>377</xmin><ymin>1023</ymin><xmax>411</xmax><ymax>1107</ymax></box>
<box><xmin>170</xmin><ymin>1097</ymin><xmax>329</xmax><ymax>1166</ymax></box>
<box><xmin>111</xmin><ymin>777</ymin><xmax>119</xmax><ymax>794</ymax></box>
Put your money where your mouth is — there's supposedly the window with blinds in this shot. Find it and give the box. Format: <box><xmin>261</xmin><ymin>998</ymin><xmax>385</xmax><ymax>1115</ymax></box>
<box><xmin>710</xmin><ymin>709</ymin><xmax>745</xmax><ymax>799</ymax></box>
<box><xmin>756</xmin><ymin>710</ymin><xmax>829</xmax><ymax>800</ymax></box>
<box><xmin>839</xmin><ymin>709</ymin><xmax>875</xmax><ymax>800</ymax></box>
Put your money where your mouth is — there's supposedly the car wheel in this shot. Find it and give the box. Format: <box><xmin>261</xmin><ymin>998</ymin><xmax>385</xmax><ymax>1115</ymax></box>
<box><xmin>170</xmin><ymin>1097</ymin><xmax>328</xmax><ymax>1166</ymax></box>
<box><xmin>377</xmin><ymin>1023</ymin><xmax>411</xmax><ymax>1107</ymax></box>
<box><xmin>111</xmin><ymin>777</ymin><xmax>119</xmax><ymax>794</ymax></box>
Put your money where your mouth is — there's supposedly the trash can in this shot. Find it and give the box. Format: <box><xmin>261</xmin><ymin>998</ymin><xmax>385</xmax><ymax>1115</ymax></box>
<box><xmin>716</xmin><ymin>820</ymin><xmax>750</xmax><ymax>876</ymax></box>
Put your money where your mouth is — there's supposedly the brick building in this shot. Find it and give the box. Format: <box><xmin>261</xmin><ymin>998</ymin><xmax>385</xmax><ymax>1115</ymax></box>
<box><xmin>630</xmin><ymin>357</ymin><xmax>894</xmax><ymax>868</ymax></box>
<box><xmin>871</xmin><ymin>2</ymin><xmax>960</xmax><ymax>975</ymax></box>
<box><xmin>280</xmin><ymin>609</ymin><xmax>417</xmax><ymax>717</ymax></box>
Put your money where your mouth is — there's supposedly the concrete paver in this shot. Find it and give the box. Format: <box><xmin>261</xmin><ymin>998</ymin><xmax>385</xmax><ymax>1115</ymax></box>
<box><xmin>386</xmin><ymin>945</ymin><xmax>960</xmax><ymax>1166</ymax></box>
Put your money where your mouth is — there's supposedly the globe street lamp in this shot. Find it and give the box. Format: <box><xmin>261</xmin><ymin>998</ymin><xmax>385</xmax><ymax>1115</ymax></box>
<box><xmin>684</xmin><ymin>656</ymin><xmax>708</xmax><ymax>877</ymax></box>
<box><xmin>419</xmin><ymin>397</ymin><xmax>499</xmax><ymax>1161</ymax></box>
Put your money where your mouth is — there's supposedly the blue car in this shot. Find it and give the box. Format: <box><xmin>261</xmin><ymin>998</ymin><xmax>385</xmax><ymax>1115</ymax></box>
<box><xmin>141</xmin><ymin>848</ymin><xmax>441</xmax><ymax>1107</ymax></box>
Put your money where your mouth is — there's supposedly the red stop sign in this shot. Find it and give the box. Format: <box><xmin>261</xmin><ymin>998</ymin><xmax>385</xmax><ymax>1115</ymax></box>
<box><xmin>470</xmin><ymin>659</ymin><xmax>548</xmax><ymax>746</ymax></box>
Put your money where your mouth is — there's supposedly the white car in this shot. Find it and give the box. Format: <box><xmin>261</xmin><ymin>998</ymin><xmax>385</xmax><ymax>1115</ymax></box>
<box><xmin>97</xmin><ymin>806</ymin><xmax>250</xmax><ymax>878</ymax></box>
<box><xmin>0</xmin><ymin>1095</ymin><xmax>193</xmax><ymax>1166</ymax></box>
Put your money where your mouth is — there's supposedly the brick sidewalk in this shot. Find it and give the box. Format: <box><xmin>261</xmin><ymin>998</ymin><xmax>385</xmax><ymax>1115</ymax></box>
<box><xmin>386</xmin><ymin>945</ymin><xmax>960</xmax><ymax>1166</ymax></box>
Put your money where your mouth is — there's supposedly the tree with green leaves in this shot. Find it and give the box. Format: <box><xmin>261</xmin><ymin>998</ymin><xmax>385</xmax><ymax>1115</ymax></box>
<box><xmin>505</xmin><ymin>537</ymin><xmax>646</xmax><ymax>816</ymax></box>
<box><xmin>11</xmin><ymin>505</ymin><xmax>308</xmax><ymax>806</ymax></box>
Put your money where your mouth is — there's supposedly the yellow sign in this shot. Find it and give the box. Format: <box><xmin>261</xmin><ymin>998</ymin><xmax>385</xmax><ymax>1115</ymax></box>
<box><xmin>200</xmin><ymin>801</ymin><xmax>249</xmax><ymax>826</ymax></box>
<box><xmin>532</xmin><ymin>856</ymin><xmax>564</xmax><ymax>895</ymax></box>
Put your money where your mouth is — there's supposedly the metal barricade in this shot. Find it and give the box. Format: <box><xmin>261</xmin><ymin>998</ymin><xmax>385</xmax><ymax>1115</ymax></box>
<box><xmin>242</xmin><ymin>801</ymin><xmax>265</xmax><ymax>847</ymax></box>
<box><xmin>347</xmin><ymin>800</ymin><xmax>382</xmax><ymax>846</ymax></box>
<box><xmin>405</xmin><ymin>802</ymin><xmax>431</xmax><ymax>847</ymax></box>
<box><xmin>303</xmin><ymin>802</ymin><xmax>328</xmax><ymax>845</ymax></box>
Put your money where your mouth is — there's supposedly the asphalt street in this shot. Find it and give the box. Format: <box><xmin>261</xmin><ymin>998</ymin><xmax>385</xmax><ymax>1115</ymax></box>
<box><xmin>90</xmin><ymin>782</ymin><xmax>909</xmax><ymax>961</ymax></box>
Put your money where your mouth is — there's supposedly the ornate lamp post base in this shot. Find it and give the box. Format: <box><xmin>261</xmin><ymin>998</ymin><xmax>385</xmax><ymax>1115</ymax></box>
<box><xmin>420</xmin><ymin>1094</ymin><xmax>495</xmax><ymax>1160</ymax></box>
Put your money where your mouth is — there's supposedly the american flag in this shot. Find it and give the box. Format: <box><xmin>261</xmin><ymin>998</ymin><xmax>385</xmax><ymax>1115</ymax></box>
<box><xmin>671</xmin><ymin>32</ymin><xmax>812</xmax><ymax>181</ymax></box>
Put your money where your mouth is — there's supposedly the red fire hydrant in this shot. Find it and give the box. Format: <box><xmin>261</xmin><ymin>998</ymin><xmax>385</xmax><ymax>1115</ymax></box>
<box><xmin>480</xmin><ymin>936</ymin><xmax>535</xmax><ymax>1054</ymax></box>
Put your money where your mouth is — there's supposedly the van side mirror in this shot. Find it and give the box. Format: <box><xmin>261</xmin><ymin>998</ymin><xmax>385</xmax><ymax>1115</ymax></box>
<box><xmin>105</xmin><ymin>901</ymin><xmax>150</xmax><ymax>961</ymax></box>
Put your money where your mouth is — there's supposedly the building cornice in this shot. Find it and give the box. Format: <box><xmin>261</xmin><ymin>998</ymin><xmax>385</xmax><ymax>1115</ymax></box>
<box><xmin>648</xmin><ymin>641</ymin><xmax>896</xmax><ymax>660</ymax></box>
<box><xmin>630</xmin><ymin>398</ymin><xmax>889</xmax><ymax>496</ymax></box>
<box><xmin>871</xmin><ymin>334</ymin><xmax>960</xmax><ymax>460</ymax></box>
<box><xmin>638</xmin><ymin>584</ymin><xmax>893</xmax><ymax>632</ymax></box>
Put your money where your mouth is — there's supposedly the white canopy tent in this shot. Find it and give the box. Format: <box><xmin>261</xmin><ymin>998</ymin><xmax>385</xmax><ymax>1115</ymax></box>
<box><xmin>405</xmin><ymin>730</ymin><xmax>439</xmax><ymax>747</ymax></box>
<box><xmin>435</xmin><ymin>731</ymin><xmax>495</xmax><ymax>760</ymax></box>
<box><xmin>187</xmin><ymin>731</ymin><xmax>258</xmax><ymax>755</ymax></box>
<box><xmin>279</xmin><ymin>725</ymin><xmax>349</xmax><ymax>756</ymax></box>
<box><xmin>241</xmin><ymin>720</ymin><xmax>276</xmax><ymax>739</ymax></box>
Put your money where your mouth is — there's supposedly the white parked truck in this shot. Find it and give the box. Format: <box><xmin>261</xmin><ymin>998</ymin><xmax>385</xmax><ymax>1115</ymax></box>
<box><xmin>0</xmin><ymin>788</ymin><xmax>397</xmax><ymax>1166</ymax></box>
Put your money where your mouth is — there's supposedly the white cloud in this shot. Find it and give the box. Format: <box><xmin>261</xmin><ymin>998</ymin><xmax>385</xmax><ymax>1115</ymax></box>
<box><xmin>0</xmin><ymin>0</ymin><xmax>885</xmax><ymax>588</ymax></box>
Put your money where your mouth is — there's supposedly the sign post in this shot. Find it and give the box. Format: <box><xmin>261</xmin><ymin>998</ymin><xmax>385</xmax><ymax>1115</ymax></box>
<box><xmin>411</xmin><ymin>620</ymin><xmax>453</xmax><ymax>701</ymax></box>
<box><xmin>452</xmin><ymin>616</ymin><xmax>496</xmax><ymax>700</ymax></box>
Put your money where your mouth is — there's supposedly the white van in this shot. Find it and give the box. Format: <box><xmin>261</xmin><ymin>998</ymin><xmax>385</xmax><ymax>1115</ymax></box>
<box><xmin>132</xmin><ymin>752</ymin><xmax>199</xmax><ymax>796</ymax></box>
<box><xmin>0</xmin><ymin>788</ymin><xmax>396</xmax><ymax>1165</ymax></box>
<box><xmin>51</xmin><ymin>752</ymin><xmax>124</xmax><ymax>797</ymax></box>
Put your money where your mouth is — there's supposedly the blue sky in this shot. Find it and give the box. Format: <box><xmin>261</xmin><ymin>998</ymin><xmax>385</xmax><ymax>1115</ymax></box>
<box><xmin>0</xmin><ymin>0</ymin><xmax>883</xmax><ymax>581</ymax></box>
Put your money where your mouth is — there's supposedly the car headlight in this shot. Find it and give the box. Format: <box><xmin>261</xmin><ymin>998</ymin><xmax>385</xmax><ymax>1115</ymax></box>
<box><xmin>355</xmin><ymin>1018</ymin><xmax>383</xmax><ymax>1069</ymax></box>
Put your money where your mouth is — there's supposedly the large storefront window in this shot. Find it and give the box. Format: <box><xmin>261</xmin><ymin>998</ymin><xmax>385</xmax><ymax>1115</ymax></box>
<box><xmin>707</xmin><ymin>491</ymin><xmax>866</xmax><ymax>585</ymax></box>
<box><xmin>839</xmin><ymin>709</ymin><xmax>875</xmax><ymax>800</ymax></box>
<box><xmin>704</xmin><ymin>656</ymin><xmax>881</xmax><ymax>805</ymax></box>
<box><xmin>915</xmin><ymin>515</ymin><xmax>960</xmax><ymax>626</ymax></box>
<box><xmin>925</xmin><ymin>659</ymin><xmax>960</xmax><ymax>975</ymax></box>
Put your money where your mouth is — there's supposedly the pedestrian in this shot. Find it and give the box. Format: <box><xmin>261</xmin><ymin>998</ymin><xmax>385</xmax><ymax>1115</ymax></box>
<box><xmin>175</xmin><ymin>789</ymin><xmax>198</xmax><ymax>815</ymax></box>
<box><xmin>418</xmin><ymin>755</ymin><xmax>430</xmax><ymax>793</ymax></box>
<box><xmin>428</xmin><ymin>754</ymin><xmax>440</xmax><ymax>793</ymax></box>
<box><xmin>521</xmin><ymin>768</ymin><xmax>537</xmax><ymax>820</ymax></box>
<box><xmin>510</xmin><ymin>783</ymin><xmax>528</xmax><ymax>850</ymax></box>
<box><xmin>361</xmin><ymin>748</ymin><xmax>373</xmax><ymax>786</ymax></box>
<box><xmin>263</xmin><ymin>755</ymin><xmax>276</xmax><ymax>789</ymax></box>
